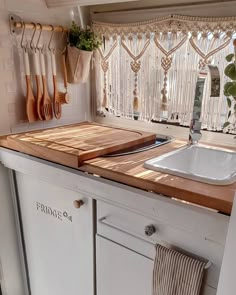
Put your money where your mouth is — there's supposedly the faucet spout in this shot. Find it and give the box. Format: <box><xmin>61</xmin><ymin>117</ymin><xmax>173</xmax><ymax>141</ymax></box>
<box><xmin>189</xmin><ymin>65</ymin><xmax>221</xmax><ymax>145</ymax></box>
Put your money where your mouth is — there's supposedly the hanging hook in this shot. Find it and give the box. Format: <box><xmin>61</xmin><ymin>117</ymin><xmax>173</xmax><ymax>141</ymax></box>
<box><xmin>20</xmin><ymin>21</ymin><xmax>27</xmax><ymax>50</ymax></box>
<box><xmin>48</xmin><ymin>25</ymin><xmax>55</xmax><ymax>52</ymax></box>
<box><xmin>30</xmin><ymin>22</ymin><xmax>37</xmax><ymax>51</ymax></box>
<box><xmin>36</xmin><ymin>23</ymin><xmax>43</xmax><ymax>51</ymax></box>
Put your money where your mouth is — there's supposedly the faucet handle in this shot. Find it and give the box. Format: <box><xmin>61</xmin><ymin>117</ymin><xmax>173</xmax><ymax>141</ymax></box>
<box><xmin>189</xmin><ymin>132</ymin><xmax>202</xmax><ymax>144</ymax></box>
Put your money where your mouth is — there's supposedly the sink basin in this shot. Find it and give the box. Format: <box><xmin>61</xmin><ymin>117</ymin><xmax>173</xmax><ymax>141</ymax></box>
<box><xmin>144</xmin><ymin>145</ymin><xmax>236</xmax><ymax>185</ymax></box>
<box><xmin>103</xmin><ymin>135</ymin><xmax>174</xmax><ymax>157</ymax></box>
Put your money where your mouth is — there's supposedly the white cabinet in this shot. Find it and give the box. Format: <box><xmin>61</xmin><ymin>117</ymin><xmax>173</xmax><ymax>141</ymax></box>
<box><xmin>14</xmin><ymin>172</ymin><xmax>94</xmax><ymax>295</ymax></box>
<box><xmin>96</xmin><ymin>201</ymin><xmax>229</xmax><ymax>295</ymax></box>
<box><xmin>96</xmin><ymin>236</ymin><xmax>153</xmax><ymax>295</ymax></box>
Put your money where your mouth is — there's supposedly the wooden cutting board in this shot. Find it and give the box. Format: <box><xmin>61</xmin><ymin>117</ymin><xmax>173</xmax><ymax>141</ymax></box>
<box><xmin>0</xmin><ymin>122</ymin><xmax>156</xmax><ymax>168</ymax></box>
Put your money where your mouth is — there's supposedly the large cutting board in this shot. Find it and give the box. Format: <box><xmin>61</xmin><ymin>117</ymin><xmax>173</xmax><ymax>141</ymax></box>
<box><xmin>0</xmin><ymin>122</ymin><xmax>156</xmax><ymax>168</ymax></box>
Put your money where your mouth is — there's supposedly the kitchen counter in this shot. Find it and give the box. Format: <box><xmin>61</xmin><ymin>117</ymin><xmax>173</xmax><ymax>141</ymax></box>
<box><xmin>0</xmin><ymin>122</ymin><xmax>235</xmax><ymax>214</ymax></box>
<box><xmin>80</xmin><ymin>139</ymin><xmax>236</xmax><ymax>215</ymax></box>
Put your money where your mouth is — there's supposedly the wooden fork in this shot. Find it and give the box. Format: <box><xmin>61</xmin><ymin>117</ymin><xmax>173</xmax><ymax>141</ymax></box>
<box><xmin>39</xmin><ymin>49</ymin><xmax>53</xmax><ymax>121</ymax></box>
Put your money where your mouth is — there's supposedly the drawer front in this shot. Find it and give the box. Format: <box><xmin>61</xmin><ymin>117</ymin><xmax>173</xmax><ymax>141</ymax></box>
<box><xmin>97</xmin><ymin>201</ymin><xmax>225</xmax><ymax>290</ymax></box>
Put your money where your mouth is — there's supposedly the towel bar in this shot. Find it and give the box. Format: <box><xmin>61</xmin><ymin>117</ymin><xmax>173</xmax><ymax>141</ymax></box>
<box><xmin>99</xmin><ymin>216</ymin><xmax>212</xmax><ymax>270</ymax></box>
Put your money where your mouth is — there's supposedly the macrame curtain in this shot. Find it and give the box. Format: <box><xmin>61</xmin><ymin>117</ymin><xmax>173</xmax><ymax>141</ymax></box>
<box><xmin>92</xmin><ymin>15</ymin><xmax>236</xmax><ymax>134</ymax></box>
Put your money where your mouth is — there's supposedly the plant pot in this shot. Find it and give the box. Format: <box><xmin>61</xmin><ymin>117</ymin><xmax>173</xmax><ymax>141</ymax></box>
<box><xmin>66</xmin><ymin>46</ymin><xmax>93</xmax><ymax>83</ymax></box>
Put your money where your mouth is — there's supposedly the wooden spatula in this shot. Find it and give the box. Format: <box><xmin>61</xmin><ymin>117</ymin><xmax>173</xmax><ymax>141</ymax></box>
<box><xmin>51</xmin><ymin>50</ymin><xmax>62</xmax><ymax>119</ymax></box>
<box><xmin>60</xmin><ymin>52</ymin><xmax>70</xmax><ymax>104</ymax></box>
<box><xmin>39</xmin><ymin>49</ymin><xmax>53</xmax><ymax>121</ymax></box>
<box><xmin>23</xmin><ymin>48</ymin><xmax>38</xmax><ymax>122</ymax></box>
<box><xmin>32</xmin><ymin>49</ymin><xmax>43</xmax><ymax>120</ymax></box>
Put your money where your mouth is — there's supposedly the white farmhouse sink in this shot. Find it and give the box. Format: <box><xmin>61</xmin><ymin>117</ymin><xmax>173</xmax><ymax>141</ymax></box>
<box><xmin>144</xmin><ymin>145</ymin><xmax>236</xmax><ymax>185</ymax></box>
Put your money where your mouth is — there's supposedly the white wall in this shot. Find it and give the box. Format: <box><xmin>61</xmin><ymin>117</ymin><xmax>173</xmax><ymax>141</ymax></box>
<box><xmin>0</xmin><ymin>0</ymin><xmax>90</xmax><ymax>136</ymax></box>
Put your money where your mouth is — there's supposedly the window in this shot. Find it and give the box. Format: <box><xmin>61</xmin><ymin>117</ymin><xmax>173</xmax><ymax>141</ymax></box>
<box><xmin>93</xmin><ymin>15</ymin><xmax>236</xmax><ymax>134</ymax></box>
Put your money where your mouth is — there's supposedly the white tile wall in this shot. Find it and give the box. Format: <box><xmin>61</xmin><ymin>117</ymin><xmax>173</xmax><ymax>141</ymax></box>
<box><xmin>0</xmin><ymin>0</ymin><xmax>90</xmax><ymax>136</ymax></box>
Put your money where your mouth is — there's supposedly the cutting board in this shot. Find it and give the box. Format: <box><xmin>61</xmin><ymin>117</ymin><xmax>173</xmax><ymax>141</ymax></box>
<box><xmin>0</xmin><ymin>122</ymin><xmax>156</xmax><ymax>168</ymax></box>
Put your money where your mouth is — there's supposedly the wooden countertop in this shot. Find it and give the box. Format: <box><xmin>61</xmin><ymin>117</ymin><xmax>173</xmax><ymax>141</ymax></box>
<box><xmin>80</xmin><ymin>139</ymin><xmax>236</xmax><ymax>215</ymax></box>
<box><xmin>0</xmin><ymin>122</ymin><xmax>235</xmax><ymax>214</ymax></box>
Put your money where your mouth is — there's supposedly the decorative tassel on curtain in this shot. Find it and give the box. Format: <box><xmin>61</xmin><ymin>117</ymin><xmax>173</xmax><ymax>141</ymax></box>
<box><xmin>92</xmin><ymin>15</ymin><xmax>236</xmax><ymax>133</ymax></box>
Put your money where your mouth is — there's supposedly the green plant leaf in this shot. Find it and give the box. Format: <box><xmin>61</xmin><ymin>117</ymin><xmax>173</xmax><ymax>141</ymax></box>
<box><xmin>224</xmin><ymin>63</ymin><xmax>236</xmax><ymax>80</ymax></box>
<box><xmin>224</xmin><ymin>82</ymin><xmax>233</xmax><ymax>96</ymax></box>
<box><xmin>227</xmin><ymin>83</ymin><xmax>236</xmax><ymax>96</ymax></box>
<box><xmin>228</xmin><ymin>110</ymin><xmax>232</xmax><ymax>118</ymax></box>
<box><xmin>227</xmin><ymin>97</ymin><xmax>232</xmax><ymax>108</ymax></box>
<box><xmin>223</xmin><ymin>121</ymin><xmax>230</xmax><ymax>128</ymax></box>
<box><xmin>226</xmin><ymin>54</ymin><xmax>235</xmax><ymax>62</ymax></box>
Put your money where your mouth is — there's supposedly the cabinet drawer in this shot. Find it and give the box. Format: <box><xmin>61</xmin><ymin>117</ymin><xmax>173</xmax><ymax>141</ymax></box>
<box><xmin>97</xmin><ymin>201</ymin><xmax>226</xmax><ymax>290</ymax></box>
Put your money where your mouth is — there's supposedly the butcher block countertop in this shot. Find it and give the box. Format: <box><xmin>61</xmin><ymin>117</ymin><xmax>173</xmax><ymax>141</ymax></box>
<box><xmin>0</xmin><ymin>122</ymin><xmax>235</xmax><ymax>214</ymax></box>
<box><xmin>80</xmin><ymin>139</ymin><xmax>236</xmax><ymax>215</ymax></box>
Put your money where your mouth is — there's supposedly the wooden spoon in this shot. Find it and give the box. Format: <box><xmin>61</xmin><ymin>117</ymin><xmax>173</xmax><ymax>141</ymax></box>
<box><xmin>39</xmin><ymin>49</ymin><xmax>53</xmax><ymax>121</ymax></box>
<box><xmin>23</xmin><ymin>48</ymin><xmax>38</xmax><ymax>122</ymax></box>
<box><xmin>32</xmin><ymin>49</ymin><xmax>44</xmax><ymax>120</ymax></box>
<box><xmin>51</xmin><ymin>50</ymin><xmax>62</xmax><ymax>119</ymax></box>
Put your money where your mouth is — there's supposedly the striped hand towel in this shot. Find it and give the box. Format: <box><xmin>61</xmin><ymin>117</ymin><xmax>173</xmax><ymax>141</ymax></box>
<box><xmin>153</xmin><ymin>244</ymin><xmax>206</xmax><ymax>295</ymax></box>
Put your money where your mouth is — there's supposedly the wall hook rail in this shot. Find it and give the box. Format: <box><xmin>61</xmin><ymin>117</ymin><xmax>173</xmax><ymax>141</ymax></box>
<box><xmin>9</xmin><ymin>13</ymin><xmax>67</xmax><ymax>36</ymax></box>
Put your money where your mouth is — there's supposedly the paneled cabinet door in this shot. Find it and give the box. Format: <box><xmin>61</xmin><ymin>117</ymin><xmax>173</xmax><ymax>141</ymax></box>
<box><xmin>15</xmin><ymin>172</ymin><xmax>94</xmax><ymax>295</ymax></box>
<box><xmin>96</xmin><ymin>235</ymin><xmax>153</xmax><ymax>295</ymax></box>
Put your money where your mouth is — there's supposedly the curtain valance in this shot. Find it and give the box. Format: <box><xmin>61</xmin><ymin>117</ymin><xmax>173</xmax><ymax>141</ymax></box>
<box><xmin>92</xmin><ymin>15</ymin><xmax>236</xmax><ymax>134</ymax></box>
<box><xmin>93</xmin><ymin>14</ymin><xmax>236</xmax><ymax>36</ymax></box>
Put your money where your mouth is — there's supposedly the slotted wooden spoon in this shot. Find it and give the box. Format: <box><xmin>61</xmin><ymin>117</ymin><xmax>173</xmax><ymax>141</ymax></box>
<box><xmin>39</xmin><ymin>49</ymin><xmax>53</xmax><ymax>121</ymax></box>
<box><xmin>23</xmin><ymin>47</ymin><xmax>38</xmax><ymax>122</ymax></box>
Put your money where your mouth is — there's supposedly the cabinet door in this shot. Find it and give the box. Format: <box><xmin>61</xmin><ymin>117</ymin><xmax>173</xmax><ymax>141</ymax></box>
<box><xmin>15</xmin><ymin>172</ymin><xmax>94</xmax><ymax>295</ymax></box>
<box><xmin>96</xmin><ymin>235</ymin><xmax>153</xmax><ymax>295</ymax></box>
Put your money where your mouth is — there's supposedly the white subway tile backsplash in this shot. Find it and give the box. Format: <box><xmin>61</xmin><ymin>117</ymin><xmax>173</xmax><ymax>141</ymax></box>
<box><xmin>0</xmin><ymin>1</ymin><xmax>90</xmax><ymax>136</ymax></box>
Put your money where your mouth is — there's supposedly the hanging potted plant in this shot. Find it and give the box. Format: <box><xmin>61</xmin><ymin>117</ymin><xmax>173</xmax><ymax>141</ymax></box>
<box><xmin>223</xmin><ymin>39</ymin><xmax>236</xmax><ymax>133</ymax></box>
<box><xmin>67</xmin><ymin>22</ymin><xmax>101</xmax><ymax>83</ymax></box>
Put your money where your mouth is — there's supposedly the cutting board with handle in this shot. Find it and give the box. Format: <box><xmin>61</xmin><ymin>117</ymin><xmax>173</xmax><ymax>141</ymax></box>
<box><xmin>1</xmin><ymin>122</ymin><xmax>156</xmax><ymax>168</ymax></box>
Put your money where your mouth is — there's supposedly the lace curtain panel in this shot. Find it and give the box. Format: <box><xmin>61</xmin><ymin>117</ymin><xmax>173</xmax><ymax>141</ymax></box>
<box><xmin>92</xmin><ymin>15</ymin><xmax>236</xmax><ymax>134</ymax></box>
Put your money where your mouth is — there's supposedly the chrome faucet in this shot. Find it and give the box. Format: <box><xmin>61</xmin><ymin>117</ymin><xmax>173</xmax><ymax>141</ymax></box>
<box><xmin>189</xmin><ymin>65</ymin><xmax>221</xmax><ymax>145</ymax></box>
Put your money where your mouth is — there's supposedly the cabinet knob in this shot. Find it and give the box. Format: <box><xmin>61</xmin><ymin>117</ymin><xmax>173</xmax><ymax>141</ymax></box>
<box><xmin>145</xmin><ymin>225</ymin><xmax>156</xmax><ymax>236</ymax></box>
<box><xmin>73</xmin><ymin>200</ymin><xmax>84</xmax><ymax>209</ymax></box>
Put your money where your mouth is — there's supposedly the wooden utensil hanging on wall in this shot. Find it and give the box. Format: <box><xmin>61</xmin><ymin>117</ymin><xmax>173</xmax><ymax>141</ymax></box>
<box><xmin>51</xmin><ymin>50</ymin><xmax>62</xmax><ymax>119</ymax></box>
<box><xmin>32</xmin><ymin>49</ymin><xmax>44</xmax><ymax>120</ymax></box>
<box><xmin>39</xmin><ymin>49</ymin><xmax>53</xmax><ymax>121</ymax></box>
<box><xmin>23</xmin><ymin>47</ymin><xmax>38</xmax><ymax>122</ymax></box>
<box><xmin>61</xmin><ymin>52</ymin><xmax>70</xmax><ymax>104</ymax></box>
